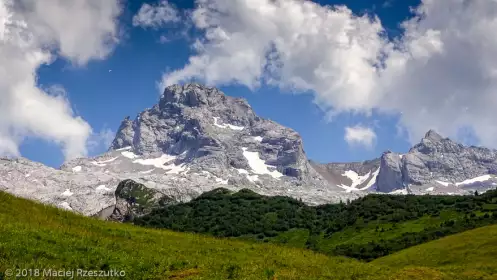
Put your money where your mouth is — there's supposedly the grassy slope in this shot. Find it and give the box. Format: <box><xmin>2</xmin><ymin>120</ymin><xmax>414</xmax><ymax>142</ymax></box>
<box><xmin>136</xmin><ymin>188</ymin><xmax>497</xmax><ymax>261</ymax></box>
<box><xmin>234</xmin><ymin>205</ymin><xmax>490</xmax><ymax>262</ymax></box>
<box><xmin>0</xmin><ymin>191</ymin><xmax>388</xmax><ymax>280</ymax></box>
<box><xmin>315</xmin><ymin>210</ymin><xmax>463</xmax><ymax>252</ymax></box>
<box><xmin>2</xmin><ymin>191</ymin><xmax>496</xmax><ymax>279</ymax></box>
<box><xmin>373</xmin><ymin>225</ymin><xmax>497</xmax><ymax>280</ymax></box>
<box><xmin>261</xmin><ymin>210</ymin><xmax>462</xmax><ymax>251</ymax></box>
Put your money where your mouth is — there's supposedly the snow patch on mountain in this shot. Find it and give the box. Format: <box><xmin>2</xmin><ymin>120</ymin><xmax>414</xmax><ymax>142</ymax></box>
<box><xmin>341</xmin><ymin>170</ymin><xmax>371</xmax><ymax>188</ymax></box>
<box><xmin>433</xmin><ymin>175</ymin><xmax>494</xmax><ymax>187</ymax></box>
<box><xmin>215</xmin><ymin>178</ymin><xmax>229</xmax><ymax>184</ymax></box>
<box><xmin>61</xmin><ymin>189</ymin><xmax>73</xmax><ymax>196</ymax></box>
<box><xmin>91</xmin><ymin>157</ymin><xmax>119</xmax><ymax>167</ymax></box>
<box><xmin>334</xmin><ymin>167</ymin><xmax>380</xmax><ymax>192</ymax></box>
<box><xmin>253</xmin><ymin>136</ymin><xmax>263</xmax><ymax>142</ymax></box>
<box><xmin>455</xmin><ymin>175</ymin><xmax>493</xmax><ymax>186</ymax></box>
<box><xmin>72</xmin><ymin>166</ymin><xmax>82</xmax><ymax>172</ymax></box>
<box><xmin>361</xmin><ymin>168</ymin><xmax>380</xmax><ymax>190</ymax></box>
<box><xmin>132</xmin><ymin>154</ymin><xmax>186</xmax><ymax>174</ymax></box>
<box><xmin>236</xmin><ymin>168</ymin><xmax>259</xmax><ymax>182</ymax></box>
<box><xmin>435</xmin><ymin>180</ymin><xmax>450</xmax><ymax>187</ymax></box>
<box><xmin>237</xmin><ymin>169</ymin><xmax>249</xmax><ymax>174</ymax></box>
<box><xmin>213</xmin><ymin>117</ymin><xmax>244</xmax><ymax>131</ymax></box>
<box><xmin>60</xmin><ymin>202</ymin><xmax>72</xmax><ymax>210</ymax></box>
<box><xmin>96</xmin><ymin>185</ymin><xmax>111</xmax><ymax>192</ymax></box>
<box><xmin>200</xmin><ymin>170</ymin><xmax>229</xmax><ymax>185</ymax></box>
<box><xmin>247</xmin><ymin>174</ymin><xmax>259</xmax><ymax>182</ymax></box>
<box><xmin>242</xmin><ymin>147</ymin><xmax>283</xmax><ymax>179</ymax></box>
<box><xmin>389</xmin><ymin>189</ymin><xmax>409</xmax><ymax>195</ymax></box>
<box><xmin>337</xmin><ymin>184</ymin><xmax>360</xmax><ymax>193</ymax></box>
<box><xmin>121</xmin><ymin>151</ymin><xmax>139</xmax><ymax>159</ymax></box>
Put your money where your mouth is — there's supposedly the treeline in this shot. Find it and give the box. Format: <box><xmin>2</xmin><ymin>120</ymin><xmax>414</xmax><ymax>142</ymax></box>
<box><xmin>133</xmin><ymin>187</ymin><xmax>497</xmax><ymax>260</ymax></box>
<box><xmin>134</xmin><ymin>188</ymin><xmax>318</xmax><ymax>237</ymax></box>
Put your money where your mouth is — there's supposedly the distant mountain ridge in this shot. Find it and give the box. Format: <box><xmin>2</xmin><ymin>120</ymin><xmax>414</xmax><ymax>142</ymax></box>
<box><xmin>0</xmin><ymin>83</ymin><xmax>496</xmax><ymax>217</ymax></box>
<box><xmin>312</xmin><ymin>129</ymin><xmax>497</xmax><ymax>195</ymax></box>
<box><xmin>376</xmin><ymin>129</ymin><xmax>497</xmax><ymax>194</ymax></box>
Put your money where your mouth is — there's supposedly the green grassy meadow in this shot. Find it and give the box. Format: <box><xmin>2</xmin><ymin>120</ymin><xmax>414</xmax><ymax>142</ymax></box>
<box><xmin>2</xmin><ymin>191</ymin><xmax>497</xmax><ymax>279</ymax></box>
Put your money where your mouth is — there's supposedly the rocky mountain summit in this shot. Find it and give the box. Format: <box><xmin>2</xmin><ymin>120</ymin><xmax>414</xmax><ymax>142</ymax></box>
<box><xmin>109</xmin><ymin>83</ymin><xmax>314</xmax><ymax>180</ymax></box>
<box><xmin>1</xmin><ymin>84</ymin><xmax>497</xmax><ymax>217</ymax></box>
<box><xmin>312</xmin><ymin>130</ymin><xmax>497</xmax><ymax>195</ymax></box>
<box><xmin>374</xmin><ymin>130</ymin><xmax>497</xmax><ymax>194</ymax></box>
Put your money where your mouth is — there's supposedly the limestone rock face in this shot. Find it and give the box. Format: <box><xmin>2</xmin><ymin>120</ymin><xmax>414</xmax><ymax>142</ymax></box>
<box><xmin>376</xmin><ymin>152</ymin><xmax>404</xmax><ymax>193</ymax></box>
<box><xmin>109</xmin><ymin>83</ymin><xmax>313</xmax><ymax>180</ymax></box>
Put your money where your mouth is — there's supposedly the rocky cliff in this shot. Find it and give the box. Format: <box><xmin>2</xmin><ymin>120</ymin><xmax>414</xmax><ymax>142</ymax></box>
<box><xmin>109</xmin><ymin>83</ymin><xmax>314</xmax><ymax>180</ymax></box>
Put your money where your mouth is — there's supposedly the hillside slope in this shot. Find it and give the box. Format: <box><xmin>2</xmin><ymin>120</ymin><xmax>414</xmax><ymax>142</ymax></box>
<box><xmin>0</xmin><ymin>191</ymin><xmax>386</xmax><ymax>280</ymax></box>
<box><xmin>373</xmin><ymin>225</ymin><xmax>497</xmax><ymax>279</ymax></box>
<box><xmin>1</xmin><ymin>191</ymin><xmax>496</xmax><ymax>279</ymax></box>
<box><xmin>135</xmin><ymin>187</ymin><xmax>497</xmax><ymax>261</ymax></box>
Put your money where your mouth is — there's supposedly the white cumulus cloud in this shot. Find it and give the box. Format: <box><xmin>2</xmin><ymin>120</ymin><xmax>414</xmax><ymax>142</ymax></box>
<box><xmin>378</xmin><ymin>0</ymin><xmax>497</xmax><ymax>147</ymax></box>
<box><xmin>155</xmin><ymin>0</ymin><xmax>497</xmax><ymax>148</ymax></box>
<box><xmin>0</xmin><ymin>0</ymin><xmax>122</xmax><ymax>160</ymax></box>
<box><xmin>344</xmin><ymin>125</ymin><xmax>377</xmax><ymax>149</ymax></box>
<box><xmin>133</xmin><ymin>0</ymin><xmax>180</xmax><ymax>28</ymax></box>
<box><xmin>162</xmin><ymin>0</ymin><xmax>386</xmax><ymax>115</ymax></box>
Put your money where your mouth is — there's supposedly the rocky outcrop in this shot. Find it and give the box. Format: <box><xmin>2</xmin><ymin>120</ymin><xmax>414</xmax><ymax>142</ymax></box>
<box><xmin>108</xmin><ymin>179</ymin><xmax>174</xmax><ymax>222</ymax></box>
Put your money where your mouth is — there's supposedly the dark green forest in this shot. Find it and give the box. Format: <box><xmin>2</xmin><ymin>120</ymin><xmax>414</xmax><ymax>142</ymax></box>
<box><xmin>133</xmin><ymin>188</ymin><xmax>497</xmax><ymax>261</ymax></box>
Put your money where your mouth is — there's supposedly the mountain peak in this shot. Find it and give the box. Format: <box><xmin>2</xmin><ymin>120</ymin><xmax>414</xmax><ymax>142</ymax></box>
<box><xmin>4</xmin><ymin>82</ymin><xmax>497</xmax><ymax>217</ymax></box>
<box><xmin>160</xmin><ymin>83</ymin><xmax>215</xmax><ymax>108</ymax></box>
<box><xmin>424</xmin><ymin>129</ymin><xmax>444</xmax><ymax>142</ymax></box>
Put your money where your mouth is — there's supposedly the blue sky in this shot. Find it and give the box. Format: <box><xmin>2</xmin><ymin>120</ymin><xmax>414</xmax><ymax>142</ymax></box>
<box><xmin>8</xmin><ymin>0</ymin><xmax>496</xmax><ymax>168</ymax></box>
